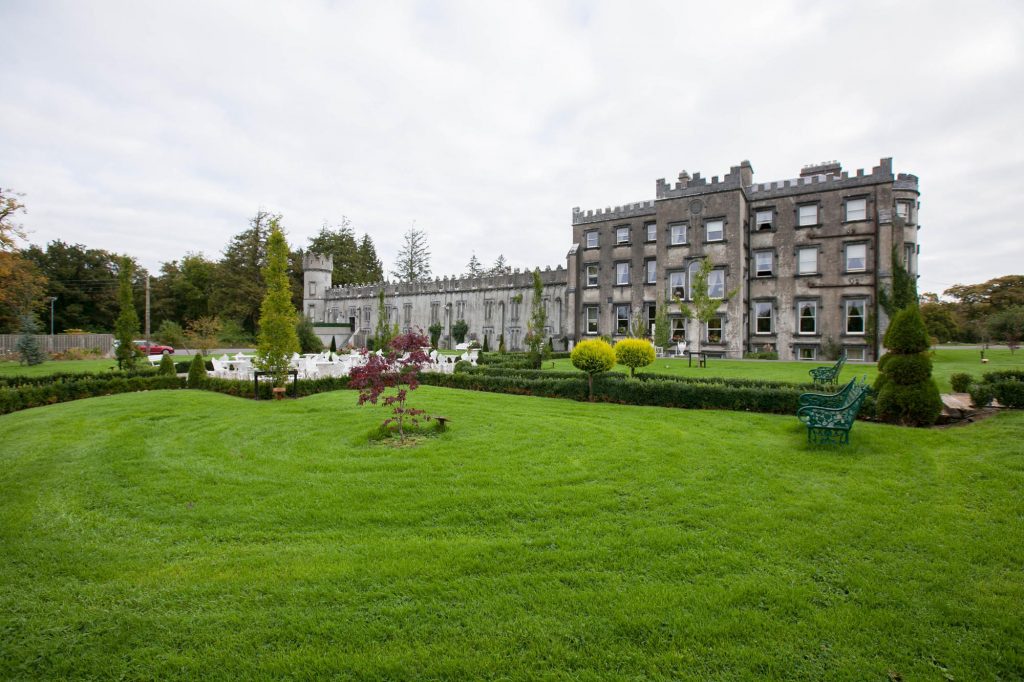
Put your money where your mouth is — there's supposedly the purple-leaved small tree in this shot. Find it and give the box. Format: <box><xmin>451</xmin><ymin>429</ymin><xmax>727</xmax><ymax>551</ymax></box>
<box><xmin>348</xmin><ymin>330</ymin><xmax>432</xmax><ymax>441</ymax></box>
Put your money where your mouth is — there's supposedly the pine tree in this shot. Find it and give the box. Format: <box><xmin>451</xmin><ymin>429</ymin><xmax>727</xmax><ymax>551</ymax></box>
<box><xmin>158</xmin><ymin>352</ymin><xmax>176</xmax><ymax>376</ymax></box>
<box><xmin>15</xmin><ymin>313</ymin><xmax>46</xmax><ymax>365</ymax></box>
<box><xmin>357</xmin><ymin>234</ymin><xmax>384</xmax><ymax>283</ymax></box>
<box><xmin>255</xmin><ymin>221</ymin><xmax>300</xmax><ymax>387</ymax></box>
<box><xmin>466</xmin><ymin>253</ymin><xmax>484</xmax><ymax>277</ymax></box>
<box><xmin>489</xmin><ymin>255</ymin><xmax>510</xmax><ymax>276</ymax></box>
<box><xmin>391</xmin><ymin>227</ymin><xmax>431</xmax><ymax>282</ymax></box>
<box><xmin>187</xmin><ymin>353</ymin><xmax>206</xmax><ymax>387</ymax></box>
<box><xmin>114</xmin><ymin>257</ymin><xmax>140</xmax><ymax>371</ymax></box>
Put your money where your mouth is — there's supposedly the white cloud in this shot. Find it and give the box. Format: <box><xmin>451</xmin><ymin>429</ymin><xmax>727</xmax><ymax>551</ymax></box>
<box><xmin>1</xmin><ymin>0</ymin><xmax>1022</xmax><ymax>295</ymax></box>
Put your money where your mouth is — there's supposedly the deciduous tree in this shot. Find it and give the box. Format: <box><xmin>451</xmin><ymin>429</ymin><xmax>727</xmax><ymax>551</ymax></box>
<box><xmin>348</xmin><ymin>331</ymin><xmax>432</xmax><ymax>442</ymax></box>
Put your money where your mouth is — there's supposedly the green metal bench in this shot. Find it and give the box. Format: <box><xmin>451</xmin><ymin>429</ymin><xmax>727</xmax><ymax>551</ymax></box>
<box><xmin>809</xmin><ymin>353</ymin><xmax>846</xmax><ymax>386</ymax></box>
<box><xmin>797</xmin><ymin>379</ymin><xmax>870</xmax><ymax>446</ymax></box>
<box><xmin>798</xmin><ymin>376</ymin><xmax>860</xmax><ymax>409</ymax></box>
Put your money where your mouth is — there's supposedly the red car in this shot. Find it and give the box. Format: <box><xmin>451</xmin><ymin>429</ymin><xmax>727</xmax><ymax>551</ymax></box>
<box><xmin>133</xmin><ymin>340</ymin><xmax>174</xmax><ymax>355</ymax></box>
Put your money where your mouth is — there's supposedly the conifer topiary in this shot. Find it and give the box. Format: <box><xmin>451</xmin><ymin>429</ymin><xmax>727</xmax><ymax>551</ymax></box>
<box><xmin>874</xmin><ymin>306</ymin><xmax>942</xmax><ymax>426</ymax></box>
<box><xmin>614</xmin><ymin>338</ymin><xmax>655</xmax><ymax>377</ymax></box>
<box><xmin>188</xmin><ymin>353</ymin><xmax>207</xmax><ymax>387</ymax></box>
<box><xmin>158</xmin><ymin>353</ymin><xmax>176</xmax><ymax>376</ymax></box>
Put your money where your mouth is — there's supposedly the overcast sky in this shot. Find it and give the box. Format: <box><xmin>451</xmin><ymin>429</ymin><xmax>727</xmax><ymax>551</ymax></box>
<box><xmin>2</xmin><ymin>1</ymin><xmax>1022</xmax><ymax>295</ymax></box>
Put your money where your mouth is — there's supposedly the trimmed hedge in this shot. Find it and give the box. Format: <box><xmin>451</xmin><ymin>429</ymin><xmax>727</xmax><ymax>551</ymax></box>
<box><xmin>0</xmin><ymin>368</ymin><xmax>160</xmax><ymax>388</ymax></box>
<box><xmin>421</xmin><ymin>370</ymin><xmax>812</xmax><ymax>415</ymax></box>
<box><xmin>0</xmin><ymin>375</ymin><xmax>184</xmax><ymax>415</ymax></box>
<box><xmin>950</xmin><ymin>372</ymin><xmax>974</xmax><ymax>393</ymax></box>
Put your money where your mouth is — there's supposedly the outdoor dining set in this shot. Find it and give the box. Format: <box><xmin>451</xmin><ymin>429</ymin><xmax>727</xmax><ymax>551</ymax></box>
<box><xmin>207</xmin><ymin>349</ymin><xmax>479</xmax><ymax>381</ymax></box>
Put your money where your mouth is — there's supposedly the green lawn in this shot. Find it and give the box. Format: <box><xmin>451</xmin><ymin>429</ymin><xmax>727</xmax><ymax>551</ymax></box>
<box><xmin>1</xmin><ymin>388</ymin><xmax>1022</xmax><ymax>680</ymax></box>
<box><xmin>0</xmin><ymin>358</ymin><xmax>121</xmax><ymax>376</ymax></box>
<box><xmin>547</xmin><ymin>347</ymin><xmax>1023</xmax><ymax>392</ymax></box>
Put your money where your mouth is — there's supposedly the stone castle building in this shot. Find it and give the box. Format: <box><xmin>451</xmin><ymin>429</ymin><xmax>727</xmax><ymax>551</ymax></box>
<box><xmin>304</xmin><ymin>157</ymin><xmax>920</xmax><ymax>361</ymax></box>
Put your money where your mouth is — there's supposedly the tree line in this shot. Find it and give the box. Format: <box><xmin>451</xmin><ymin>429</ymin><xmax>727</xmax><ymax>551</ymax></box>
<box><xmin>920</xmin><ymin>275</ymin><xmax>1024</xmax><ymax>350</ymax></box>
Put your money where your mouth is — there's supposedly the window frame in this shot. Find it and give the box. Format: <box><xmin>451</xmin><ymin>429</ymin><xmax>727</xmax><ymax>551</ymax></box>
<box><xmin>753</xmin><ymin>208</ymin><xmax>774</xmax><ymax>232</ymax></box>
<box><xmin>797</xmin><ymin>203</ymin><xmax>819</xmax><ymax>228</ymax></box>
<box><xmin>584</xmin><ymin>306</ymin><xmax>599</xmax><ymax>335</ymax></box>
<box><xmin>704</xmin><ymin>218</ymin><xmax>725</xmax><ymax>243</ymax></box>
<box><xmin>308</xmin><ymin>281</ymin><xmax>317</xmax><ymax>296</ymax></box>
<box><xmin>645</xmin><ymin>222</ymin><xmax>657</xmax><ymax>242</ymax></box>
<box><xmin>615</xmin><ymin>261</ymin><xmax>630</xmax><ymax>286</ymax></box>
<box><xmin>754</xmin><ymin>250</ymin><xmax>774</xmax><ymax>278</ymax></box>
<box><xmin>669</xmin><ymin>316</ymin><xmax>686</xmax><ymax>342</ymax></box>
<box><xmin>615</xmin><ymin>225</ymin><xmax>630</xmax><ymax>245</ymax></box>
<box><xmin>669</xmin><ymin>222</ymin><xmax>688</xmax><ymax>246</ymax></box>
<box><xmin>797</xmin><ymin>246</ymin><xmax>819</xmax><ymax>276</ymax></box>
<box><xmin>754</xmin><ymin>301</ymin><xmax>774</xmax><ymax>335</ymax></box>
<box><xmin>585</xmin><ymin>230</ymin><xmax>599</xmax><ymax>249</ymax></box>
<box><xmin>844</xmin><ymin>298</ymin><xmax>867</xmax><ymax>335</ymax></box>
<box><xmin>844</xmin><ymin>196</ymin><xmax>868</xmax><ymax>222</ymax></box>
<box><xmin>845</xmin><ymin>345</ymin><xmax>867</xmax><ymax>362</ymax></box>
<box><xmin>706</xmin><ymin>316</ymin><xmax>723</xmax><ymax>344</ymax></box>
<box><xmin>668</xmin><ymin>270</ymin><xmax>686</xmax><ymax>300</ymax></box>
<box><xmin>614</xmin><ymin>305</ymin><xmax>631</xmax><ymax>336</ymax></box>
<box><xmin>585</xmin><ymin>263</ymin><xmax>599</xmax><ymax>287</ymax></box>
<box><xmin>797</xmin><ymin>300</ymin><xmax>817</xmax><ymax>335</ymax></box>
<box><xmin>707</xmin><ymin>268</ymin><xmax>726</xmax><ymax>299</ymax></box>
<box><xmin>797</xmin><ymin>346</ymin><xmax>817</xmax><ymax>361</ymax></box>
<box><xmin>844</xmin><ymin>242</ymin><xmax>868</xmax><ymax>273</ymax></box>
<box><xmin>645</xmin><ymin>259</ymin><xmax>657</xmax><ymax>285</ymax></box>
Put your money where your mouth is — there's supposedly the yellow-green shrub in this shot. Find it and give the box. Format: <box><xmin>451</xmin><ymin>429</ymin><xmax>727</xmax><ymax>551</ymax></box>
<box><xmin>614</xmin><ymin>338</ymin><xmax>655</xmax><ymax>376</ymax></box>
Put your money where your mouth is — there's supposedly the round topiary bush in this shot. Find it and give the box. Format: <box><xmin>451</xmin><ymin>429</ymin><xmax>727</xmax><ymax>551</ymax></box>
<box><xmin>614</xmin><ymin>338</ymin><xmax>655</xmax><ymax>377</ymax></box>
<box><xmin>949</xmin><ymin>372</ymin><xmax>974</xmax><ymax>394</ymax></box>
<box><xmin>571</xmin><ymin>339</ymin><xmax>616</xmax><ymax>401</ymax></box>
<box><xmin>874</xmin><ymin>306</ymin><xmax>942</xmax><ymax>427</ymax></box>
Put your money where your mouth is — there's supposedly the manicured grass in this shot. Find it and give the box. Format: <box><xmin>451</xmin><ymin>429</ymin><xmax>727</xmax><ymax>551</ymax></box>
<box><xmin>547</xmin><ymin>347</ymin><xmax>1024</xmax><ymax>392</ymax></box>
<box><xmin>0</xmin><ymin>358</ymin><xmax>121</xmax><ymax>376</ymax></box>
<box><xmin>1</xmin><ymin>388</ymin><xmax>1022</xmax><ymax>679</ymax></box>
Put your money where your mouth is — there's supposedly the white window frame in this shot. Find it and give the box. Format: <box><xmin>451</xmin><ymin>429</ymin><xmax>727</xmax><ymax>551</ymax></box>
<box><xmin>754</xmin><ymin>209</ymin><xmax>773</xmax><ymax>230</ymax></box>
<box><xmin>586</xmin><ymin>231</ymin><xmax>598</xmax><ymax>249</ymax></box>
<box><xmin>797</xmin><ymin>300</ymin><xmax>817</xmax><ymax>335</ymax></box>
<box><xmin>670</xmin><ymin>316</ymin><xmax>686</xmax><ymax>341</ymax></box>
<box><xmin>798</xmin><ymin>204</ymin><xmax>818</xmax><ymax>227</ymax></box>
<box><xmin>896</xmin><ymin>201</ymin><xmax>910</xmax><ymax>219</ymax></box>
<box><xmin>645</xmin><ymin>223</ymin><xmax>657</xmax><ymax>242</ymax></box>
<box><xmin>845</xmin><ymin>197</ymin><xmax>867</xmax><ymax>221</ymax></box>
<box><xmin>754</xmin><ymin>251</ymin><xmax>773</xmax><ymax>277</ymax></box>
<box><xmin>615</xmin><ymin>305</ymin><xmax>630</xmax><ymax>335</ymax></box>
<box><xmin>845</xmin><ymin>243</ymin><xmax>867</xmax><ymax>272</ymax></box>
<box><xmin>754</xmin><ymin>302</ymin><xmax>773</xmax><ymax>335</ymax></box>
<box><xmin>798</xmin><ymin>347</ymin><xmax>817</xmax><ymax>361</ymax></box>
<box><xmin>670</xmin><ymin>223</ymin><xmax>687</xmax><ymax>245</ymax></box>
<box><xmin>585</xmin><ymin>264</ymin><xmax>599</xmax><ymax>287</ymax></box>
<box><xmin>615</xmin><ymin>262</ymin><xmax>630</xmax><ymax>286</ymax></box>
<box><xmin>668</xmin><ymin>271</ymin><xmax>685</xmax><ymax>299</ymax></box>
<box><xmin>706</xmin><ymin>317</ymin><xmax>723</xmax><ymax>344</ymax></box>
<box><xmin>708</xmin><ymin>269</ymin><xmax>725</xmax><ymax>299</ymax></box>
<box><xmin>615</xmin><ymin>226</ymin><xmax>630</xmax><ymax>245</ymax></box>
<box><xmin>645</xmin><ymin>259</ymin><xmax>657</xmax><ymax>285</ymax></box>
<box><xmin>845</xmin><ymin>299</ymin><xmax>867</xmax><ymax>335</ymax></box>
<box><xmin>797</xmin><ymin>247</ymin><xmax>818</xmax><ymax>275</ymax></box>
<box><xmin>846</xmin><ymin>346</ymin><xmax>867</xmax><ymax>361</ymax></box>
<box><xmin>705</xmin><ymin>219</ymin><xmax>724</xmax><ymax>242</ymax></box>
<box><xmin>584</xmin><ymin>306</ymin><xmax>599</xmax><ymax>334</ymax></box>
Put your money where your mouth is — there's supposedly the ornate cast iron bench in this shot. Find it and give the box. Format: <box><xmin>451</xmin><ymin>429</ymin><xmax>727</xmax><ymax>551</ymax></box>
<box><xmin>796</xmin><ymin>378</ymin><xmax>870</xmax><ymax>446</ymax></box>
<box><xmin>809</xmin><ymin>353</ymin><xmax>846</xmax><ymax>386</ymax></box>
<box><xmin>798</xmin><ymin>376</ymin><xmax>860</xmax><ymax>410</ymax></box>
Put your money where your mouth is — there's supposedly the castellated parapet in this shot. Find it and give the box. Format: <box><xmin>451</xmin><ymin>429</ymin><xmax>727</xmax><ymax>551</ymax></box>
<box><xmin>303</xmin><ymin>252</ymin><xmax>333</xmax><ymax>272</ymax></box>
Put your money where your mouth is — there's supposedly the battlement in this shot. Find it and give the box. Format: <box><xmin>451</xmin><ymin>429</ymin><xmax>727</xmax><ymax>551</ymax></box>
<box><xmin>655</xmin><ymin>160</ymin><xmax>752</xmax><ymax>200</ymax></box>
<box><xmin>748</xmin><ymin>157</ymin><xmax>899</xmax><ymax>198</ymax></box>
<box><xmin>303</xmin><ymin>252</ymin><xmax>333</xmax><ymax>272</ymax></box>
<box><xmin>322</xmin><ymin>265</ymin><xmax>568</xmax><ymax>301</ymax></box>
<box><xmin>572</xmin><ymin>200</ymin><xmax>656</xmax><ymax>225</ymax></box>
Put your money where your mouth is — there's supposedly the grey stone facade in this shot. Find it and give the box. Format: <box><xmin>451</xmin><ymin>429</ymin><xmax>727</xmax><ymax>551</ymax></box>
<box><xmin>304</xmin><ymin>156</ymin><xmax>920</xmax><ymax>361</ymax></box>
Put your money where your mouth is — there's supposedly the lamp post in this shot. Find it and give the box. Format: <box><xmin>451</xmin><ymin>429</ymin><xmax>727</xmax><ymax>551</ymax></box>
<box><xmin>49</xmin><ymin>296</ymin><xmax>57</xmax><ymax>336</ymax></box>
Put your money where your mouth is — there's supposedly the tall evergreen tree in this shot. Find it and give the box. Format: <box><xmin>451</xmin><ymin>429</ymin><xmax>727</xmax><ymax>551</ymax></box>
<box><xmin>391</xmin><ymin>227</ymin><xmax>431</xmax><ymax>282</ymax></box>
<box><xmin>212</xmin><ymin>210</ymin><xmax>275</xmax><ymax>335</ymax></box>
<box><xmin>525</xmin><ymin>269</ymin><xmax>548</xmax><ymax>368</ymax></box>
<box><xmin>489</xmin><ymin>255</ymin><xmax>510</xmax><ymax>276</ymax></box>
<box><xmin>114</xmin><ymin>257</ymin><xmax>140</xmax><ymax>371</ymax></box>
<box><xmin>15</xmin><ymin>313</ymin><xmax>46</xmax><ymax>365</ymax></box>
<box><xmin>356</xmin><ymin>234</ymin><xmax>384</xmax><ymax>283</ymax></box>
<box><xmin>466</xmin><ymin>253</ymin><xmax>484</xmax><ymax>277</ymax></box>
<box><xmin>308</xmin><ymin>219</ymin><xmax>360</xmax><ymax>285</ymax></box>
<box><xmin>255</xmin><ymin>221</ymin><xmax>300</xmax><ymax>387</ymax></box>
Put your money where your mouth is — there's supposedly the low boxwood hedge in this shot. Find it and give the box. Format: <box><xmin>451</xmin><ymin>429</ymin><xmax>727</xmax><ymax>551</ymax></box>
<box><xmin>0</xmin><ymin>368</ymin><xmax>160</xmax><ymax>388</ymax></box>
<box><xmin>0</xmin><ymin>374</ymin><xmax>184</xmax><ymax>415</ymax></box>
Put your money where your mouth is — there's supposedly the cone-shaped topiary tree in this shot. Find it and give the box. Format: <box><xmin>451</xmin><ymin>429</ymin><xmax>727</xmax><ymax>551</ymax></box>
<box><xmin>188</xmin><ymin>353</ymin><xmax>207</xmax><ymax>387</ymax></box>
<box><xmin>874</xmin><ymin>306</ymin><xmax>942</xmax><ymax>426</ymax></box>
<box><xmin>158</xmin><ymin>352</ymin><xmax>176</xmax><ymax>376</ymax></box>
<box><xmin>114</xmin><ymin>257</ymin><xmax>140</xmax><ymax>372</ymax></box>
<box><xmin>15</xmin><ymin>313</ymin><xmax>46</xmax><ymax>366</ymax></box>
<box><xmin>256</xmin><ymin>222</ymin><xmax>300</xmax><ymax>387</ymax></box>
<box><xmin>571</xmin><ymin>338</ymin><xmax>616</xmax><ymax>401</ymax></box>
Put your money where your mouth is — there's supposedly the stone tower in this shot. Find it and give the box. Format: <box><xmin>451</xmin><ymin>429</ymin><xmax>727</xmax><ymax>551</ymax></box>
<box><xmin>302</xmin><ymin>252</ymin><xmax>333</xmax><ymax>322</ymax></box>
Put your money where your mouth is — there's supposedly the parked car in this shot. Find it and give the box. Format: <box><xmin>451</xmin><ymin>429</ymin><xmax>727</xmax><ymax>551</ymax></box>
<box><xmin>133</xmin><ymin>340</ymin><xmax>174</xmax><ymax>355</ymax></box>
